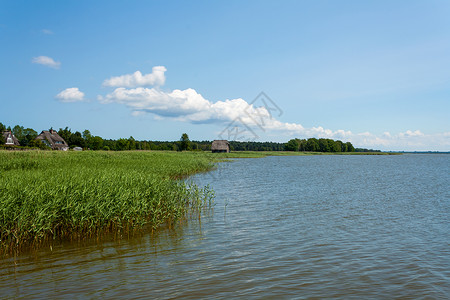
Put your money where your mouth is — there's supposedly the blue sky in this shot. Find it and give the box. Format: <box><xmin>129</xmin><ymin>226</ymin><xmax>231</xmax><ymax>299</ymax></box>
<box><xmin>1</xmin><ymin>0</ymin><xmax>449</xmax><ymax>150</ymax></box>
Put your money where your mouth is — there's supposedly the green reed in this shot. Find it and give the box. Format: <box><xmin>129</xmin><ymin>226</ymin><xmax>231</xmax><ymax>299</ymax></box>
<box><xmin>0</xmin><ymin>151</ymin><xmax>215</xmax><ymax>253</ymax></box>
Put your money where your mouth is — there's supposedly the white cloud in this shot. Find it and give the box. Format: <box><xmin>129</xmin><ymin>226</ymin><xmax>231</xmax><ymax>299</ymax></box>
<box><xmin>98</xmin><ymin>85</ymin><xmax>356</xmax><ymax>141</ymax></box>
<box><xmin>97</xmin><ymin>85</ymin><xmax>365</xmax><ymax>142</ymax></box>
<box><xmin>98</xmin><ymin>86</ymin><xmax>270</xmax><ymax>125</ymax></box>
<box><xmin>56</xmin><ymin>87</ymin><xmax>85</xmax><ymax>102</ymax></box>
<box><xmin>32</xmin><ymin>56</ymin><xmax>60</xmax><ymax>69</ymax></box>
<box><xmin>398</xmin><ymin>130</ymin><xmax>424</xmax><ymax>138</ymax></box>
<box><xmin>102</xmin><ymin>66</ymin><xmax>167</xmax><ymax>87</ymax></box>
<box><xmin>98</xmin><ymin>66</ymin><xmax>450</xmax><ymax>151</ymax></box>
<box><xmin>41</xmin><ymin>29</ymin><xmax>53</xmax><ymax>35</ymax></box>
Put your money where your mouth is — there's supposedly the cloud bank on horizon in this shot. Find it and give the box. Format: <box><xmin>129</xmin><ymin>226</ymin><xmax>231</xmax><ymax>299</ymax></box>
<box><xmin>91</xmin><ymin>66</ymin><xmax>449</xmax><ymax>150</ymax></box>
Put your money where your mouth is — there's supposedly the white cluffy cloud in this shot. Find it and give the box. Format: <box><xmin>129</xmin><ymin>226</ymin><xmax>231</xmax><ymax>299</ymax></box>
<box><xmin>56</xmin><ymin>87</ymin><xmax>85</xmax><ymax>102</ymax></box>
<box><xmin>99</xmin><ymin>87</ymin><xmax>267</xmax><ymax>123</ymax></box>
<box><xmin>32</xmin><ymin>56</ymin><xmax>61</xmax><ymax>69</ymax></box>
<box><xmin>103</xmin><ymin>66</ymin><xmax>167</xmax><ymax>87</ymax></box>
<box><xmin>98</xmin><ymin>66</ymin><xmax>450</xmax><ymax>150</ymax></box>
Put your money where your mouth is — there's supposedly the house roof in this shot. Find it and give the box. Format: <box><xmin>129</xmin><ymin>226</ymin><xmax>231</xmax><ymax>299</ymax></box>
<box><xmin>36</xmin><ymin>130</ymin><xmax>68</xmax><ymax>149</ymax></box>
<box><xmin>211</xmin><ymin>140</ymin><xmax>229</xmax><ymax>150</ymax></box>
<box><xmin>2</xmin><ymin>131</ymin><xmax>20</xmax><ymax>146</ymax></box>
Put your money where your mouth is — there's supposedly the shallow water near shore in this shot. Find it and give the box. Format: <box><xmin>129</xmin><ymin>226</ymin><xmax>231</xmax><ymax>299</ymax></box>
<box><xmin>1</xmin><ymin>154</ymin><xmax>449</xmax><ymax>298</ymax></box>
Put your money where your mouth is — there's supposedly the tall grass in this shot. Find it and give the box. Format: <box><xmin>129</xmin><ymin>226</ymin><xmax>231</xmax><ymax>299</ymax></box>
<box><xmin>0</xmin><ymin>151</ymin><xmax>215</xmax><ymax>253</ymax></box>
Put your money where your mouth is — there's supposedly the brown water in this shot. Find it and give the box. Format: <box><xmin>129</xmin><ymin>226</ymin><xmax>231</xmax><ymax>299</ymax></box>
<box><xmin>1</xmin><ymin>154</ymin><xmax>449</xmax><ymax>299</ymax></box>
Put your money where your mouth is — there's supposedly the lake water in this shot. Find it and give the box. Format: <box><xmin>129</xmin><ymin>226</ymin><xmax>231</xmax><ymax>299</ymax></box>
<box><xmin>1</xmin><ymin>154</ymin><xmax>449</xmax><ymax>299</ymax></box>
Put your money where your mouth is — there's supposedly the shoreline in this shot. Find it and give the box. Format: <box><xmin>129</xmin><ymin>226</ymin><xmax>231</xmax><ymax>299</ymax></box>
<box><xmin>210</xmin><ymin>151</ymin><xmax>401</xmax><ymax>159</ymax></box>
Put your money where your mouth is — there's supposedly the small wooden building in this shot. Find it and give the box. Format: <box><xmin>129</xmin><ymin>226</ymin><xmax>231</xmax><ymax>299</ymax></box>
<box><xmin>36</xmin><ymin>130</ymin><xmax>69</xmax><ymax>151</ymax></box>
<box><xmin>211</xmin><ymin>140</ymin><xmax>230</xmax><ymax>153</ymax></box>
<box><xmin>2</xmin><ymin>131</ymin><xmax>20</xmax><ymax>146</ymax></box>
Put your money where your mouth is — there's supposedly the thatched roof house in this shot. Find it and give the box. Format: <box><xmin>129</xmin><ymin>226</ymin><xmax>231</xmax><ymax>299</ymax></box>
<box><xmin>211</xmin><ymin>140</ymin><xmax>230</xmax><ymax>153</ymax></box>
<box><xmin>2</xmin><ymin>131</ymin><xmax>20</xmax><ymax>146</ymax></box>
<box><xmin>36</xmin><ymin>130</ymin><xmax>69</xmax><ymax>151</ymax></box>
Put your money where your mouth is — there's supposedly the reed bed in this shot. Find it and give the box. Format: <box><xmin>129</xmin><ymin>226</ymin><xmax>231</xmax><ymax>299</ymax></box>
<box><xmin>0</xmin><ymin>151</ymin><xmax>215</xmax><ymax>253</ymax></box>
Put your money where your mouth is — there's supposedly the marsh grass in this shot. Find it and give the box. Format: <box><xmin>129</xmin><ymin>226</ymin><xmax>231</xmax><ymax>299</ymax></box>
<box><xmin>0</xmin><ymin>151</ymin><xmax>215</xmax><ymax>254</ymax></box>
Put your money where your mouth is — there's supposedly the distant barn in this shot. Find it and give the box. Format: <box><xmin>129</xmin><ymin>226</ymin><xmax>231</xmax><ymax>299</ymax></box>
<box><xmin>2</xmin><ymin>131</ymin><xmax>20</xmax><ymax>146</ymax></box>
<box><xmin>36</xmin><ymin>130</ymin><xmax>69</xmax><ymax>151</ymax></box>
<box><xmin>211</xmin><ymin>140</ymin><xmax>230</xmax><ymax>153</ymax></box>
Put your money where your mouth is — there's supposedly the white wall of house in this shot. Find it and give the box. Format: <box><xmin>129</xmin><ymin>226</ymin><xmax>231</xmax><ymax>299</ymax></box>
<box><xmin>6</xmin><ymin>133</ymin><xmax>14</xmax><ymax>145</ymax></box>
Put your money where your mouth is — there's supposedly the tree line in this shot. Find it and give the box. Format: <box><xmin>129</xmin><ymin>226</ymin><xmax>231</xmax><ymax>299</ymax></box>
<box><xmin>1</xmin><ymin>122</ymin><xmax>377</xmax><ymax>152</ymax></box>
<box><xmin>284</xmin><ymin>138</ymin><xmax>355</xmax><ymax>152</ymax></box>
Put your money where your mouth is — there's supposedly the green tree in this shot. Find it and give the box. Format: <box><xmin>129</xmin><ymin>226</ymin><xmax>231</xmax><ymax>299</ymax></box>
<box><xmin>128</xmin><ymin>136</ymin><xmax>136</xmax><ymax>150</ymax></box>
<box><xmin>69</xmin><ymin>131</ymin><xmax>85</xmax><ymax>148</ymax></box>
<box><xmin>0</xmin><ymin>122</ymin><xmax>6</xmax><ymax>132</ymax></box>
<box><xmin>12</xmin><ymin>125</ymin><xmax>24</xmax><ymax>141</ymax></box>
<box><xmin>346</xmin><ymin>142</ymin><xmax>355</xmax><ymax>152</ymax></box>
<box><xmin>82</xmin><ymin>130</ymin><xmax>94</xmax><ymax>149</ymax></box>
<box><xmin>318</xmin><ymin>139</ymin><xmax>331</xmax><ymax>152</ymax></box>
<box><xmin>58</xmin><ymin>127</ymin><xmax>72</xmax><ymax>143</ymax></box>
<box><xmin>142</xmin><ymin>141</ymin><xmax>150</xmax><ymax>150</ymax></box>
<box><xmin>285</xmin><ymin>138</ymin><xmax>300</xmax><ymax>151</ymax></box>
<box><xmin>298</xmin><ymin>139</ymin><xmax>307</xmax><ymax>151</ymax></box>
<box><xmin>328</xmin><ymin>139</ymin><xmax>340</xmax><ymax>152</ymax></box>
<box><xmin>20</xmin><ymin>128</ymin><xmax>38</xmax><ymax>146</ymax></box>
<box><xmin>136</xmin><ymin>141</ymin><xmax>142</xmax><ymax>150</ymax></box>
<box><xmin>82</xmin><ymin>129</ymin><xmax>91</xmax><ymax>140</ymax></box>
<box><xmin>91</xmin><ymin>136</ymin><xmax>104</xmax><ymax>150</ymax></box>
<box><xmin>305</xmin><ymin>138</ymin><xmax>320</xmax><ymax>152</ymax></box>
<box><xmin>116</xmin><ymin>138</ymin><xmax>129</xmax><ymax>151</ymax></box>
<box><xmin>180</xmin><ymin>133</ymin><xmax>190</xmax><ymax>151</ymax></box>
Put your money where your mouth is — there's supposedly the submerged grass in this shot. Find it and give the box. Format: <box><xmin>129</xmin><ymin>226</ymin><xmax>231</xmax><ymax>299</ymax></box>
<box><xmin>0</xmin><ymin>151</ymin><xmax>215</xmax><ymax>254</ymax></box>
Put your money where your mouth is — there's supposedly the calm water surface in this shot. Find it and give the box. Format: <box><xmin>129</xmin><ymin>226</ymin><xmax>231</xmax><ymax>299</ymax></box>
<box><xmin>1</xmin><ymin>154</ymin><xmax>449</xmax><ymax>299</ymax></box>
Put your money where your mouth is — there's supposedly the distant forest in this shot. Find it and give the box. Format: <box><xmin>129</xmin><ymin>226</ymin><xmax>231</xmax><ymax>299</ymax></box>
<box><xmin>0</xmin><ymin>122</ymin><xmax>379</xmax><ymax>152</ymax></box>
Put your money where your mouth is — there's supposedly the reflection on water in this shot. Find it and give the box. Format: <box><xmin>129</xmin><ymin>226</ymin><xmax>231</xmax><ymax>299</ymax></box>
<box><xmin>1</xmin><ymin>154</ymin><xmax>449</xmax><ymax>298</ymax></box>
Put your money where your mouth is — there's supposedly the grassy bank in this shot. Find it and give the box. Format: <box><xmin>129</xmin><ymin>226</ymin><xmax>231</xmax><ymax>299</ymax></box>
<box><xmin>0</xmin><ymin>151</ymin><xmax>215</xmax><ymax>253</ymax></box>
